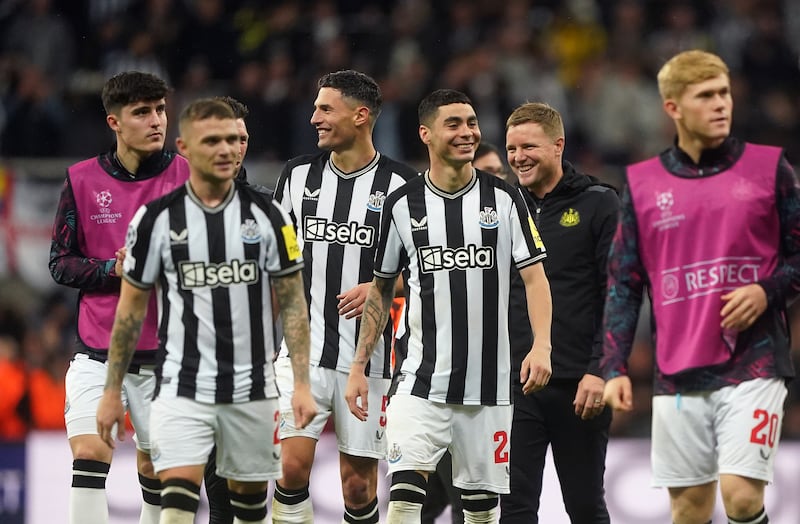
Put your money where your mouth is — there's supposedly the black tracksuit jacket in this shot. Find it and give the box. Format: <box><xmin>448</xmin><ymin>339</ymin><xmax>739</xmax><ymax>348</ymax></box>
<box><xmin>509</xmin><ymin>161</ymin><xmax>620</xmax><ymax>380</ymax></box>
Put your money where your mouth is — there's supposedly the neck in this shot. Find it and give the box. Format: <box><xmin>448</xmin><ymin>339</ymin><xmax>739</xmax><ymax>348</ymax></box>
<box><xmin>330</xmin><ymin>138</ymin><xmax>376</xmax><ymax>173</ymax></box>
<box><xmin>189</xmin><ymin>177</ymin><xmax>232</xmax><ymax>208</ymax></box>
<box><xmin>677</xmin><ymin>133</ymin><xmax>726</xmax><ymax>164</ymax></box>
<box><xmin>528</xmin><ymin>169</ymin><xmax>563</xmax><ymax>199</ymax></box>
<box><xmin>428</xmin><ymin>160</ymin><xmax>474</xmax><ymax>193</ymax></box>
<box><xmin>115</xmin><ymin>146</ymin><xmax>147</xmax><ymax>175</ymax></box>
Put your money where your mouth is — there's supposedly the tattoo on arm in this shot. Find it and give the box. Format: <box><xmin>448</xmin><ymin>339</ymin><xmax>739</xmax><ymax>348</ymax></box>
<box><xmin>274</xmin><ymin>272</ymin><xmax>311</xmax><ymax>386</ymax></box>
<box><xmin>353</xmin><ymin>276</ymin><xmax>396</xmax><ymax>366</ymax></box>
<box><xmin>105</xmin><ymin>312</ymin><xmax>144</xmax><ymax>390</ymax></box>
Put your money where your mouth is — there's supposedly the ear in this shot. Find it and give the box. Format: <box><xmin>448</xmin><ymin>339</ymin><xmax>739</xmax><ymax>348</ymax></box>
<box><xmin>663</xmin><ymin>98</ymin><xmax>680</xmax><ymax>120</ymax></box>
<box><xmin>354</xmin><ymin>106</ymin><xmax>370</xmax><ymax>127</ymax></box>
<box><xmin>106</xmin><ymin>113</ymin><xmax>120</xmax><ymax>133</ymax></box>
<box><xmin>554</xmin><ymin>136</ymin><xmax>565</xmax><ymax>157</ymax></box>
<box><xmin>419</xmin><ymin>125</ymin><xmax>430</xmax><ymax>145</ymax></box>
<box><xmin>175</xmin><ymin>137</ymin><xmax>188</xmax><ymax>157</ymax></box>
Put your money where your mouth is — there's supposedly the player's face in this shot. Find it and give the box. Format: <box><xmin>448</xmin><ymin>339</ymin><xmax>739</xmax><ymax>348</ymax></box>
<box><xmin>473</xmin><ymin>151</ymin><xmax>506</xmax><ymax>179</ymax></box>
<box><xmin>420</xmin><ymin>103</ymin><xmax>480</xmax><ymax>168</ymax></box>
<box><xmin>506</xmin><ymin>122</ymin><xmax>563</xmax><ymax>192</ymax></box>
<box><xmin>668</xmin><ymin>73</ymin><xmax>732</xmax><ymax>149</ymax></box>
<box><xmin>176</xmin><ymin>117</ymin><xmax>239</xmax><ymax>183</ymax></box>
<box><xmin>310</xmin><ymin>87</ymin><xmax>359</xmax><ymax>152</ymax></box>
<box><xmin>235</xmin><ymin>117</ymin><xmax>249</xmax><ymax>173</ymax></box>
<box><xmin>107</xmin><ymin>99</ymin><xmax>168</xmax><ymax>157</ymax></box>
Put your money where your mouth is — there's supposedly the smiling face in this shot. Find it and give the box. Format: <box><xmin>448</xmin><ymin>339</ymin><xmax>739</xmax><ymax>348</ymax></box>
<box><xmin>419</xmin><ymin>102</ymin><xmax>481</xmax><ymax>169</ymax></box>
<box><xmin>310</xmin><ymin>87</ymin><xmax>361</xmax><ymax>152</ymax></box>
<box><xmin>176</xmin><ymin>116</ymin><xmax>240</xmax><ymax>183</ymax></box>
<box><xmin>665</xmin><ymin>73</ymin><xmax>733</xmax><ymax>151</ymax></box>
<box><xmin>506</xmin><ymin>121</ymin><xmax>563</xmax><ymax>197</ymax></box>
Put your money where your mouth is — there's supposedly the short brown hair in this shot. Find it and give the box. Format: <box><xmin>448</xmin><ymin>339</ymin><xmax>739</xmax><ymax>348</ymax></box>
<box><xmin>505</xmin><ymin>102</ymin><xmax>564</xmax><ymax>142</ymax></box>
<box><xmin>657</xmin><ymin>50</ymin><xmax>729</xmax><ymax>101</ymax></box>
<box><xmin>178</xmin><ymin>98</ymin><xmax>236</xmax><ymax>135</ymax></box>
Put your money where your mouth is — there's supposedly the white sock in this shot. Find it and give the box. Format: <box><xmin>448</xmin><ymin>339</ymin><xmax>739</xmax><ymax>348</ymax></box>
<box><xmin>463</xmin><ymin>506</ymin><xmax>498</xmax><ymax>524</ymax></box>
<box><xmin>139</xmin><ymin>500</ymin><xmax>160</xmax><ymax>524</ymax></box>
<box><xmin>233</xmin><ymin>517</ymin><xmax>267</xmax><ymax>524</ymax></box>
<box><xmin>69</xmin><ymin>487</ymin><xmax>109</xmax><ymax>524</ymax></box>
<box><xmin>385</xmin><ymin>500</ymin><xmax>422</xmax><ymax>524</ymax></box>
<box><xmin>159</xmin><ymin>507</ymin><xmax>195</xmax><ymax>524</ymax></box>
<box><xmin>271</xmin><ymin>487</ymin><xmax>313</xmax><ymax>524</ymax></box>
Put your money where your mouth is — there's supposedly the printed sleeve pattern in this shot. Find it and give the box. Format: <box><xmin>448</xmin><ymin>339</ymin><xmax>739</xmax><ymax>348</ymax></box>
<box><xmin>48</xmin><ymin>177</ymin><xmax>117</xmax><ymax>290</ymax></box>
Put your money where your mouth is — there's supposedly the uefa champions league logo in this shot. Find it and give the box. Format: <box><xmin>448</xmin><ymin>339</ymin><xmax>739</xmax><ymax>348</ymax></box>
<box><xmin>96</xmin><ymin>190</ymin><xmax>113</xmax><ymax>211</ymax></box>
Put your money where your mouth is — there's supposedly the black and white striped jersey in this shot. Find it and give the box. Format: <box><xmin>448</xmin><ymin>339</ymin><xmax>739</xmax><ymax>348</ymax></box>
<box><xmin>376</xmin><ymin>170</ymin><xmax>546</xmax><ymax>405</ymax></box>
<box><xmin>274</xmin><ymin>152</ymin><xmax>418</xmax><ymax>378</ymax></box>
<box><xmin>122</xmin><ymin>181</ymin><xmax>303</xmax><ymax>404</ymax></box>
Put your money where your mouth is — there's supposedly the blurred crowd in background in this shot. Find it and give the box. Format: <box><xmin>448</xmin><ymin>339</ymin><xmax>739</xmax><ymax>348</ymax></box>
<box><xmin>2</xmin><ymin>0</ymin><xmax>800</xmax><ymax>442</ymax></box>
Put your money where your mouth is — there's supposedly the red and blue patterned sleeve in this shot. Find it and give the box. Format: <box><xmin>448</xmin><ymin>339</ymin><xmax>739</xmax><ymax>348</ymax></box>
<box><xmin>601</xmin><ymin>185</ymin><xmax>648</xmax><ymax>380</ymax></box>
<box><xmin>48</xmin><ymin>176</ymin><xmax>118</xmax><ymax>291</ymax></box>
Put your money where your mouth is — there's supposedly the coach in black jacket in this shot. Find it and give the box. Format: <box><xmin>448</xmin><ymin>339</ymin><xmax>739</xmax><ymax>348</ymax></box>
<box><xmin>500</xmin><ymin>102</ymin><xmax>620</xmax><ymax>524</ymax></box>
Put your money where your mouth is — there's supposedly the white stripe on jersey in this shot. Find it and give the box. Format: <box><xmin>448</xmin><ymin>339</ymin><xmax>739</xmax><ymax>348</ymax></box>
<box><xmin>376</xmin><ymin>170</ymin><xmax>546</xmax><ymax>405</ymax></box>
<box><xmin>123</xmin><ymin>182</ymin><xmax>303</xmax><ymax>404</ymax></box>
<box><xmin>274</xmin><ymin>151</ymin><xmax>417</xmax><ymax>378</ymax></box>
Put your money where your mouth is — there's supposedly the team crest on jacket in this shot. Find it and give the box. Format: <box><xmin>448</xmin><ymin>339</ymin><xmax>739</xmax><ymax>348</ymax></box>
<box><xmin>367</xmin><ymin>190</ymin><xmax>386</xmax><ymax>212</ymax></box>
<box><xmin>479</xmin><ymin>206</ymin><xmax>499</xmax><ymax>229</ymax></box>
<box><xmin>240</xmin><ymin>219</ymin><xmax>261</xmax><ymax>244</ymax></box>
<box><xmin>559</xmin><ymin>208</ymin><xmax>580</xmax><ymax>227</ymax></box>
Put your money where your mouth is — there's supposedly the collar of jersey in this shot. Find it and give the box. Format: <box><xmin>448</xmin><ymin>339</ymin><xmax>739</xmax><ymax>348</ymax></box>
<box><xmin>327</xmin><ymin>152</ymin><xmax>381</xmax><ymax>179</ymax></box>
<box><xmin>423</xmin><ymin>168</ymin><xmax>477</xmax><ymax>199</ymax></box>
<box><xmin>185</xmin><ymin>180</ymin><xmax>236</xmax><ymax>213</ymax></box>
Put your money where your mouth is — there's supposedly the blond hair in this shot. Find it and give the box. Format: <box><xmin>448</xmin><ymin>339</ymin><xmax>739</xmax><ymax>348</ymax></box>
<box><xmin>657</xmin><ymin>50</ymin><xmax>729</xmax><ymax>101</ymax></box>
<box><xmin>505</xmin><ymin>102</ymin><xmax>564</xmax><ymax>142</ymax></box>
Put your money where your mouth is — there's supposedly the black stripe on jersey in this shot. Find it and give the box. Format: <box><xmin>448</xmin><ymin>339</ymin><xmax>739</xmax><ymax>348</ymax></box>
<box><xmin>206</xmin><ymin>211</ymin><xmax>235</xmax><ymax>403</ymax></box>
<box><xmin>299</xmin><ymin>158</ymin><xmax>324</xmax><ymax>314</ymax></box>
<box><xmin>445</xmin><ymin>197</ymin><xmax>468</xmax><ymax>403</ymax></box>
<box><xmin>167</xmin><ymin>195</ymin><xmax>201</xmax><ymax>400</ymax></box>
<box><xmin>407</xmin><ymin>185</ymin><xmax>435</xmax><ymax>399</ymax></box>
<box><xmin>318</xmin><ymin>173</ymin><xmax>353</xmax><ymax>369</ymax></box>
<box><xmin>358</xmin><ymin>156</ymin><xmax>408</xmax><ymax>377</ymax></box>
<box><xmin>239</xmin><ymin>189</ymin><xmax>267</xmax><ymax>400</ymax></box>
<box><xmin>479</xmin><ymin>182</ymin><xmax>500</xmax><ymax>405</ymax></box>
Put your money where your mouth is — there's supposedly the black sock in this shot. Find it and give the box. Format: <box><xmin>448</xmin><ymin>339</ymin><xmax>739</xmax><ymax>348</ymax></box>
<box><xmin>344</xmin><ymin>497</ymin><xmax>379</xmax><ymax>523</ymax></box>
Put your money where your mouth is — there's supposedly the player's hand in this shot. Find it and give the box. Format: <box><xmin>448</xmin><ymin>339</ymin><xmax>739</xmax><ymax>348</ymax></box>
<box><xmin>337</xmin><ymin>283</ymin><xmax>371</xmax><ymax>320</ymax></box>
<box><xmin>720</xmin><ymin>283</ymin><xmax>767</xmax><ymax>331</ymax></box>
<box><xmin>520</xmin><ymin>343</ymin><xmax>551</xmax><ymax>395</ymax></box>
<box><xmin>291</xmin><ymin>384</ymin><xmax>317</xmax><ymax>430</ymax></box>
<box><xmin>96</xmin><ymin>390</ymin><xmax>126</xmax><ymax>448</ymax></box>
<box><xmin>113</xmin><ymin>247</ymin><xmax>126</xmax><ymax>277</ymax></box>
<box><xmin>603</xmin><ymin>376</ymin><xmax>633</xmax><ymax>412</ymax></box>
<box><xmin>345</xmin><ymin>365</ymin><xmax>370</xmax><ymax>421</ymax></box>
<box><xmin>574</xmin><ymin>373</ymin><xmax>606</xmax><ymax>420</ymax></box>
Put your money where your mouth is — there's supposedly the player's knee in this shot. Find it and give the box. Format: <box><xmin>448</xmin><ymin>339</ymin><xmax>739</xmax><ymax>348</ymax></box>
<box><xmin>71</xmin><ymin>436</ymin><xmax>112</xmax><ymax>462</ymax></box>
<box><xmin>279</xmin><ymin>454</ymin><xmax>313</xmax><ymax>487</ymax></box>
<box><xmin>341</xmin><ymin>466</ymin><xmax>376</xmax><ymax>507</ymax></box>
<box><xmin>342</xmin><ymin>477</ymin><xmax>370</xmax><ymax>507</ymax></box>
<box><xmin>461</xmin><ymin>490</ymin><xmax>498</xmax><ymax>524</ymax></box>
<box><xmin>721</xmin><ymin>481</ymin><xmax>765</xmax><ymax>520</ymax></box>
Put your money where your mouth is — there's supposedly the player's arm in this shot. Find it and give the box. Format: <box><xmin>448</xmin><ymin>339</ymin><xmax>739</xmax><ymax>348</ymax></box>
<box><xmin>519</xmin><ymin>262</ymin><xmax>553</xmax><ymax>395</ymax></box>
<box><xmin>96</xmin><ymin>279</ymin><xmax>150</xmax><ymax>447</ymax></box>
<box><xmin>49</xmin><ymin>177</ymin><xmax>119</xmax><ymax>290</ymax></box>
<box><xmin>273</xmin><ymin>270</ymin><xmax>317</xmax><ymax>429</ymax></box>
<box><xmin>337</xmin><ymin>274</ymin><xmax>406</xmax><ymax>320</ymax></box>
<box><xmin>345</xmin><ymin>275</ymin><xmax>397</xmax><ymax>421</ymax></box>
